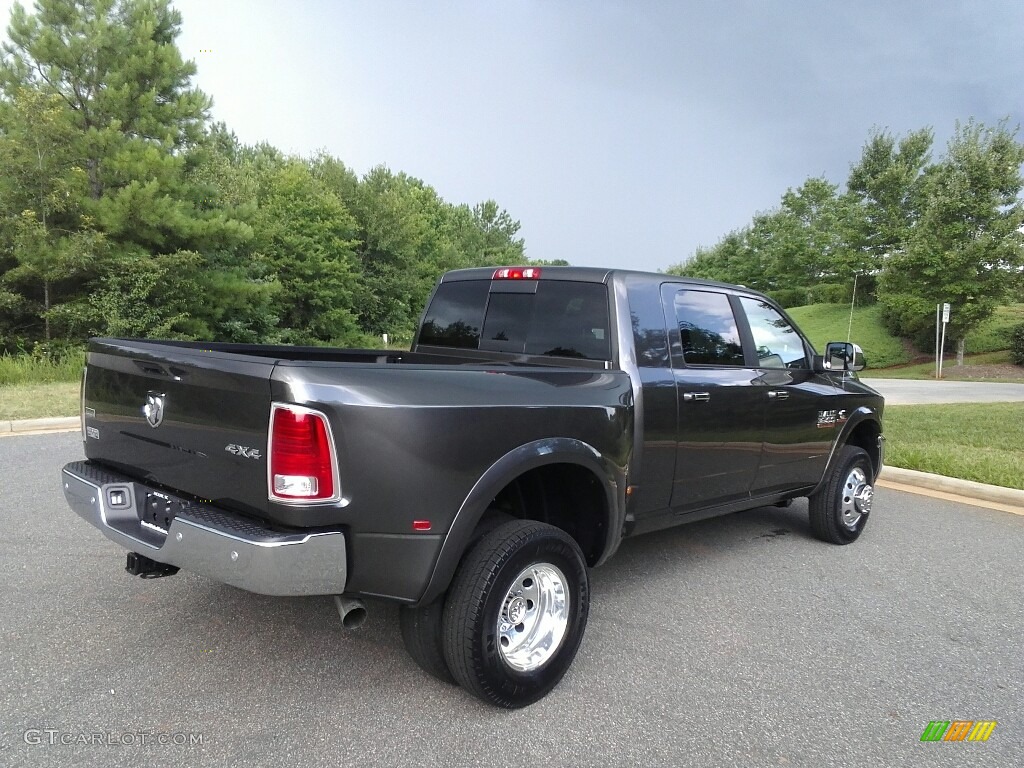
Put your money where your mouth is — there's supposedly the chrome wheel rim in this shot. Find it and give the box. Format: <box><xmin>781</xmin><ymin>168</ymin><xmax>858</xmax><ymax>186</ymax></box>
<box><xmin>840</xmin><ymin>466</ymin><xmax>873</xmax><ymax>530</ymax></box>
<box><xmin>496</xmin><ymin>563</ymin><xmax>570</xmax><ymax>672</ymax></box>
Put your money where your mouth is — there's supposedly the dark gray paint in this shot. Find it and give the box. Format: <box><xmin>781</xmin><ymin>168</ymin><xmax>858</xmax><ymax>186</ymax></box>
<box><xmin>67</xmin><ymin>267</ymin><xmax>883</xmax><ymax>604</ymax></box>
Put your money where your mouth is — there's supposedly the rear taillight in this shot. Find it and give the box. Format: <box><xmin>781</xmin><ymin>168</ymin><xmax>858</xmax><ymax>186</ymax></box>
<box><xmin>268</xmin><ymin>404</ymin><xmax>339</xmax><ymax>502</ymax></box>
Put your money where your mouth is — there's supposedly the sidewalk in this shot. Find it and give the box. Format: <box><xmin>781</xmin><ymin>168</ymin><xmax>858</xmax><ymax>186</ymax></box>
<box><xmin>0</xmin><ymin>416</ymin><xmax>80</xmax><ymax>434</ymax></box>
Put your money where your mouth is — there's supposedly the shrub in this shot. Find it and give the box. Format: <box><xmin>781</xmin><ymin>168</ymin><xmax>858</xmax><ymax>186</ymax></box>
<box><xmin>767</xmin><ymin>288</ymin><xmax>810</xmax><ymax>308</ymax></box>
<box><xmin>806</xmin><ymin>283</ymin><xmax>851</xmax><ymax>305</ymax></box>
<box><xmin>0</xmin><ymin>348</ymin><xmax>85</xmax><ymax>385</ymax></box>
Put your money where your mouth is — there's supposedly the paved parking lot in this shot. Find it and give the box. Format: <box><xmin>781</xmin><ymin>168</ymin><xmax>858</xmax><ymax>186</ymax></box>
<box><xmin>1</xmin><ymin>432</ymin><xmax>1021</xmax><ymax>767</ymax></box>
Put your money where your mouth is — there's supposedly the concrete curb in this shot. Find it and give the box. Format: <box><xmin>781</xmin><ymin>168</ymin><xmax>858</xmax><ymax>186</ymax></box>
<box><xmin>879</xmin><ymin>466</ymin><xmax>1024</xmax><ymax>510</ymax></box>
<box><xmin>1</xmin><ymin>416</ymin><xmax>79</xmax><ymax>434</ymax></box>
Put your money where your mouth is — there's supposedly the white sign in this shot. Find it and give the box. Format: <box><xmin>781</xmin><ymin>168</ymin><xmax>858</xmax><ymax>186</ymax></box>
<box><xmin>942</xmin><ymin>303</ymin><xmax>951</xmax><ymax>323</ymax></box>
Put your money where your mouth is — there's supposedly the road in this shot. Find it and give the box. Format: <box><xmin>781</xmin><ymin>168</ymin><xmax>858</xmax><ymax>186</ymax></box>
<box><xmin>860</xmin><ymin>378</ymin><xmax>1024</xmax><ymax>405</ymax></box>
<box><xmin>1</xmin><ymin>432</ymin><xmax>1021</xmax><ymax>768</ymax></box>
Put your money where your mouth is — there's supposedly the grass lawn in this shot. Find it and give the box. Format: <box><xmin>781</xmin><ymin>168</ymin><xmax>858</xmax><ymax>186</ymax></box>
<box><xmin>786</xmin><ymin>302</ymin><xmax>1024</xmax><ymax>374</ymax></box>
<box><xmin>787</xmin><ymin>303</ymin><xmax>911</xmax><ymax>368</ymax></box>
<box><xmin>964</xmin><ymin>303</ymin><xmax>1024</xmax><ymax>354</ymax></box>
<box><xmin>884</xmin><ymin>403</ymin><xmax>1024</xmax><ymax>490</ymax></box>
<box><xmin>0</xmin><ymin>352</ymin><xmax>84</xmax><ymax>385</ymax></box>
<box><xmin>0</xmin><ymin>382</ymin><xmax>80</xmax><ymax>421</ymax></box>
<box><xmin>866</xmin><ymin>351</ymin><xmax>1024</xmax><ymax>383</ymax></box>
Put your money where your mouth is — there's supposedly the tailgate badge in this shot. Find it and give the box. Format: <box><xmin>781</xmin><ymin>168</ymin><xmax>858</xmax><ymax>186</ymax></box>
<box><xmin>144</xmin><ymin>392</ymin><xmax>166</xmax><ymax>428</ymax></box>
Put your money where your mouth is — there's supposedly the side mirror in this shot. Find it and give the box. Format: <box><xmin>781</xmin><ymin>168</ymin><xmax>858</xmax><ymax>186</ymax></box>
<box><xmin>815</xmin><ymin>342</ymin><xmax>866</xmax><ymax>372</ymax></box>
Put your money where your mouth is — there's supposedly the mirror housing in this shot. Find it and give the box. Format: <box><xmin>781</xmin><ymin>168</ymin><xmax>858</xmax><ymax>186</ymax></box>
<box><xmin>814</xmin><ymin>342</ymin><xmax>866</xmax><ymax>373</ymax></box>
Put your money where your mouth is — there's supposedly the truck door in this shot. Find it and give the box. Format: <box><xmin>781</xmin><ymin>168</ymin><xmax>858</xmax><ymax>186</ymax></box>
<box><xmin>664</xmin><ymin>286</ymin><xmax>765</xmax><ymax>512</ymax></box>
<box><xmin>737</xmin><ymin>296</ymin><xmax>839</xmax><ymax>493</ymax></box>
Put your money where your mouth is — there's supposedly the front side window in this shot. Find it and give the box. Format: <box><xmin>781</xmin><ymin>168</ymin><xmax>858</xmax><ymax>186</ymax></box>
<box><xmin>739</xmin><ymin>296</ymin><xmax>809</xmax><ymax>369</ymax></box>
<box><xmin>672</xmin><ymin>290</ymin><xmax>745</xmax><ymax>366</ymax></box>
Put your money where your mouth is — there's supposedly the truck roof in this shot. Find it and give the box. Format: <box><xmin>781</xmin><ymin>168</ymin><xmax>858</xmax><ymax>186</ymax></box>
<box><xmin>441</xmin><ymin>265</ymin><xmax>759</xmax><ymax>294</ymax></box>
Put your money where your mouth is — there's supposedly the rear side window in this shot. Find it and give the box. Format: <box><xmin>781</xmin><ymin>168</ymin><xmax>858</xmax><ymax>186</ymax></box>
<box><xmin>420</xmin><ymin>280</ymin><xmax>611</xmax><ymax>360</ymax></box>
<box><xmin>418</xmin><ymin>281</ymin><xmax>490</xmax><ymax>348</ymax></box>
<box><xmin>627</xmin><ymin>281</ymin><xmax>669</xmax><ymax>368</ymax></box>
<box><xmin>672</xmin><ymin>289</ymin><xmax>745</xmax><ymax>366</ymax></box>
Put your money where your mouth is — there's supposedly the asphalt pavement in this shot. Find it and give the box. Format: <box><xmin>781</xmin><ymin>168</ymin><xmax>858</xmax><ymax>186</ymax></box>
<box><xmin>1</xmin><ymin>432</ymin><xmax>1021</xmax><ymax>768</ymax></box>
<box><xmin>860</xmin><ymin>378</ymin><xmax>1024</xmax><ymax>405</ymax></box>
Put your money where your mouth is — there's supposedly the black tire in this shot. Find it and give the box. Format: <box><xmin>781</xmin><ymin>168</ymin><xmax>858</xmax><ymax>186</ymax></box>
<box><xmin>808</xmin><ymin>445</ymin><xmax>874</xmax><ymax>544</ymax></box>
<box><xmin>399</xmin><ymin>598</ymin><xmax>456</xmax><ymax>685</ymax></box>
<box><xmin>442</xmin><ymin>520</ymin><xmax>589</xmax><ymax>709</ymax></box>
<box><xmin>398</xmin><ymin>511</ymin><xmax>514</xmax><ymax>685</ymax></box>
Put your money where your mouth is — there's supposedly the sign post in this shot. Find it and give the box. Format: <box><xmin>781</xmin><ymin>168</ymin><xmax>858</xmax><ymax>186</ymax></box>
<box><xmin>938</xmin><ymin>303</ymin><xmax>950</xmax><ymax>379</ymax></box>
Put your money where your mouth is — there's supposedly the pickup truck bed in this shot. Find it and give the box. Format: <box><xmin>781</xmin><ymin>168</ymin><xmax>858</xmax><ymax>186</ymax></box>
<box><xmin>71</xmin><ymin>336</ymin><xmax>633</xmax><ymax>603</ymax></box>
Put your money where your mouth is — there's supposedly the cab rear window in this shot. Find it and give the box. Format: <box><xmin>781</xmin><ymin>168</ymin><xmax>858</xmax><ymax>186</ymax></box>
<box><xmin>419</xmin><ymin>280</ymin><xmax>611</xmax><ymax>361</ymax></box>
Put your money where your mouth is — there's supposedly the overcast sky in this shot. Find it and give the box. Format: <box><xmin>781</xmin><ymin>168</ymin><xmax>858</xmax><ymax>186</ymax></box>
<box><xmin>4</xmin><ymin>1</ymin><xmax>1023</xmax><ymax>272</ymax></box>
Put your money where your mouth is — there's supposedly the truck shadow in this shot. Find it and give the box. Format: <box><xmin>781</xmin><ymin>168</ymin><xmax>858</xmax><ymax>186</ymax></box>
<box><xmin>148</xmin><ymin>500</ymin><xmax>814</xmax><ymax>657</ymax></box>
<box><xmin>97</xmin><ymin>497</ymin><xmax>824</xmax><ymax>716</ymax></box>
<box><xmin>591</xmin><ymin>500</ymin><xmax>814</xmax><ymax>591</ymax></box>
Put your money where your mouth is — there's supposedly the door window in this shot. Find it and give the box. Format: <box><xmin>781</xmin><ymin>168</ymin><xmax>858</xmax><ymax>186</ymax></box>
<box><xmin>739</xmin><ymin>297</ymin><xmax>809</xmax><ymax>369</ymax></box>
<box><xmin>672</xmin><ymin>290</ymin><xmax>745</xmax><ymax>367</ymax></box>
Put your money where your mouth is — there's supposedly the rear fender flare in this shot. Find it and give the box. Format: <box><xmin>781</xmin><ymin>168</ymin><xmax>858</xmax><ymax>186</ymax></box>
<box><xmin>416</xmin><ymin>437</ymin><xmax>626</xmax><ymax>606</ymax></box>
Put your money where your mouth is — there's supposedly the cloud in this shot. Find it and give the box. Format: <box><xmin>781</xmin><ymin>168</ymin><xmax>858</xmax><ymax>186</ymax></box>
<box><xmin>5</xmin><ymin>0</ymin><xmax>1021</xmax><ymax>272</ymax></box>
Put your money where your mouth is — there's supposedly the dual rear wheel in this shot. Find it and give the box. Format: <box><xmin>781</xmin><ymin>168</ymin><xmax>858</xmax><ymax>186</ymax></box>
<box><xmin>400</xmin><ymin>520</ymin><xmax>589</xmax><ymax>708</ymax></box>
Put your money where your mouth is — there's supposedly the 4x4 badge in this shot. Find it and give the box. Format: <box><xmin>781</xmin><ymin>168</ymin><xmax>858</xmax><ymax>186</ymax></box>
<box><xmin>144</xmin><ymin>392</ymin><xmax>165</xmax><ymax>428</ymax></box>
<box><xmin>225</xmin><ymin>444</ymin><xmax>261</xmax><ymax>460</ymax></box>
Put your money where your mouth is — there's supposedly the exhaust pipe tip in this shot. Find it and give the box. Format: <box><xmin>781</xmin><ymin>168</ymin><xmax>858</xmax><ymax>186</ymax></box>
<box><xmin>333</xmin><ymin>595</ymin><xmax>367</xmax><ymax>630</ymax></box>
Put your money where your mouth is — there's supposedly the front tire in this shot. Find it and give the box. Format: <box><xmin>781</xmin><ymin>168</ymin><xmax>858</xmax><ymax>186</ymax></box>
<box><xmin>442</xmin><ymin>520</ymin><xmax>590</xmax><ymax>708</ymax></box>
<box><xmin>808</xmin><ymin>445</ymin><xmax>874</xmax><ymax>544</ymax></box>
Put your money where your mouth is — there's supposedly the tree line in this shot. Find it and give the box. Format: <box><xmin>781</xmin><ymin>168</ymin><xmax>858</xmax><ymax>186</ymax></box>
<box><xmin>0</xmin><ymin>0</ymin><xmax>548</xmax><ymax>355</ymax></box>
<box><xmin>668</xmin><ymin>123</ymin><xmax>1024</xmax><ymax>355</ymax></box>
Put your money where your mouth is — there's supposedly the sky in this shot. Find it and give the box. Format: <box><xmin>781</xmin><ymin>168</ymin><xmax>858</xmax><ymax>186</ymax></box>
<box><xmin>3</xmin><ymin>1</ymin><xmax>1023</xmax><ymax>273</ymax></box>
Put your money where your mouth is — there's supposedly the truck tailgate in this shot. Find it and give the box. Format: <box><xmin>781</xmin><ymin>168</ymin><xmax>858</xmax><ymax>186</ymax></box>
<box><xmin>82</xmin><ymin>339</ymin><xmax>275</xmax><ymax>519</ymax></box>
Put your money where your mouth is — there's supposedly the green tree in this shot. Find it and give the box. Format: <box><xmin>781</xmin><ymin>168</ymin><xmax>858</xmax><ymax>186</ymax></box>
<box><xmin>472</xmin><ymin>199</ymin><xmax>525</xmax><ymax>265</ymax></box>
<box><xmin>878</xmin><ymin>120</ymin><xmax>1024</xmax><ymax>359</ymax></box>
<box><xmin>669</xmin><ymin>178</ymin><xmax>854</xmax><ymax>300</ymax></box>
<box><xmin>1</xmin><ymin>0</ymin><xmax>249</xmax><ymax>341</ymax></box>
<box><xmin>0</xmin><ymin>87</ymin><xmax>102</xmax><ymax>344</ymax></box>
<box><xmin>845</xmin><ymin>128</ymin><xmax>933</xmax><ymax>290</ymax></box>
<box><xmin>183</xmin><ymin>124</ymin><xmax>281</xmax><ymax>342</ymax></box>
<box><xmin>252</xmin><ymin>162</ymin><xmax>362</xmax><ymax>344</ymax></box>
<box><xmin>776</xmin><ymin>177</ymin><xmax>854</xmax><ymax>287</ymax></box>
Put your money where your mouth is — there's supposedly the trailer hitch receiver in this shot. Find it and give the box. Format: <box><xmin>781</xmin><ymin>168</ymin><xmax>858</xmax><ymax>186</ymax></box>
<box><xmin>125</xmin><ymin>552</ymin><xmax>180</xmax><ymax>579</ymax></box>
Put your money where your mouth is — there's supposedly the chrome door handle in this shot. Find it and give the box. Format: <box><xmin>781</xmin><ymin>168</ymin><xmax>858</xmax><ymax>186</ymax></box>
<box><xmin>683</xmin><ymin>392</ymin><xmax>711</xmax><ymax>402</ymax></box>
<box><xmin>767</xmin><ymin>390</ymin><xmax>790</xmax><ymax>400</ymax></box>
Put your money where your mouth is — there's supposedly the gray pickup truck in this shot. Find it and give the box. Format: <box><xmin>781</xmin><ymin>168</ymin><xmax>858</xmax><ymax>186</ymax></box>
<box><xmin>61</xmin><ymin>266</ymin><xmax>884</xmax><ymax>708</ymax></box>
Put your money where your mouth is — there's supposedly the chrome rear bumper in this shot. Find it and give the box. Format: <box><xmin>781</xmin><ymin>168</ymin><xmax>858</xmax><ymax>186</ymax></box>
<box><xmin>61</xmin><ymin>461</ymin><xmax>347</xmax><ymax>596</ymax></box>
